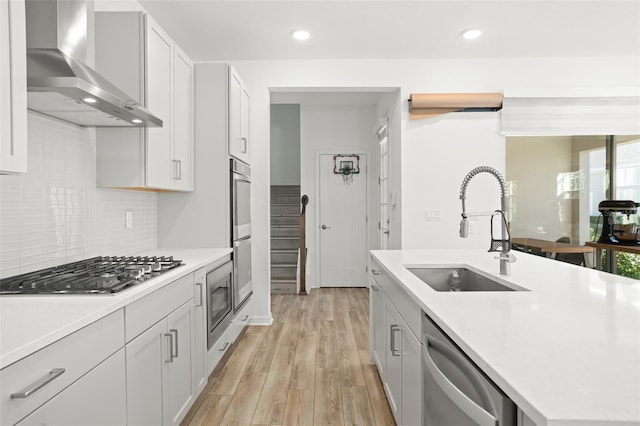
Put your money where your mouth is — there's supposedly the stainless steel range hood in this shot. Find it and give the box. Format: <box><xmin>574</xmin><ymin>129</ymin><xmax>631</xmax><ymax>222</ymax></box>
<box><xmin>25</xmin><ymin>0</ymin><xmax>162</xmax><ymax>127</ymax></box>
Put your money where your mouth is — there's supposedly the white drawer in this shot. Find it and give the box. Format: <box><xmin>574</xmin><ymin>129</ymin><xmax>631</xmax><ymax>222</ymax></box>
<box><xmin>0</xmin><ymin>310</ymin><xmax>125</xmax><ymax>426</ymax></box>
<box><xmin>125</xmin><ymin>273</ymin><xmax>194</xmax><ymax>342</ymax></box>
<box><xmin>229</xmin><ymin>301</ymin><xmax>251</xmax><ymax>343</ymax></box>
<box><xmin>207</xmin><ymin>325</ymin><xmax>233</xmax><ymax>376</ymax></box>
<box><xmin>370</xmin><ymin>257</ymin><xmax>422</xmax><ymax>342</ymax></box>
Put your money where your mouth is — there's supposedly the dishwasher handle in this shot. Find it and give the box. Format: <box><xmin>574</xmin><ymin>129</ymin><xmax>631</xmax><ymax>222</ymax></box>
<box><xmin>423</xmin><ymin>333</ymin><xmax>499</xmax><ymax>426</ymax></box>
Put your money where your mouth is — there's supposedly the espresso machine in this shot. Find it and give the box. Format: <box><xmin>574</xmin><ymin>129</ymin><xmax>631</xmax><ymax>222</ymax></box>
<box><xmin>597</xmin><ymin>200</ymin><xmax>640</xmax><ymax>245</ymax></box>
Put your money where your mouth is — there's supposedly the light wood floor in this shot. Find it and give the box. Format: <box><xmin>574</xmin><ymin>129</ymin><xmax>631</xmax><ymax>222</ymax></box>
<box><xmin>182</xmin><ymin>287</ymin><xmax>396</xmax><ymax>426</ymax></box>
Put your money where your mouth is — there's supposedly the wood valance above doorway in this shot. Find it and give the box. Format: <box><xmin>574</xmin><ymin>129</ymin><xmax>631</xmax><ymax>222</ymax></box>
<box><xmin>408</xmin><ymin>92</ymin><xmax>503</xmax><ymax>120</ymax></box>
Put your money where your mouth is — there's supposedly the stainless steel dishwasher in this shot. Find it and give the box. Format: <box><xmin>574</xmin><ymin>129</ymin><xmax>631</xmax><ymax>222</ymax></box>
<box><xmin>422</xmin><ymin>313</ymin><xmax>516</xmax><ymax>426</ymax></box>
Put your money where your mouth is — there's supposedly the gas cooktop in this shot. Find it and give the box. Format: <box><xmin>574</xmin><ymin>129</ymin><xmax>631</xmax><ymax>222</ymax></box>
<box><xmin>0</xmin><ymin>256</ymin><xmax>183</xmax><ymax>295</ymax></box>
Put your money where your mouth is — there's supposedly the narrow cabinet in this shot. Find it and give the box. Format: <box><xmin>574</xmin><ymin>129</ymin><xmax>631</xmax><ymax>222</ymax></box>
<box><xmin>0</xmin><ymin>0</ymin><xmax>27</xmax><ymax>174</ymax></box>
<box><xmin>228</xmin><ymin>67</ymin><xmax>250</xmax><ymax>164</ymax></box>
<box><xmin>126</xmin><ymin>300</ymin><xmax>194</xmax><ymax>426</ymax></box>
<box><xmin>94</xmin><ymin>11</ymin><xmax>194</xmax><ymax>191</ymax></box>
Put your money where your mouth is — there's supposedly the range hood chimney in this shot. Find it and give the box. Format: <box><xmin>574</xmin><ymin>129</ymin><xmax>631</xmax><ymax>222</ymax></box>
<box><xmin>25</xmin><ymin>0</ymin><xmax>162</xmax><ymax>127</ymax></box>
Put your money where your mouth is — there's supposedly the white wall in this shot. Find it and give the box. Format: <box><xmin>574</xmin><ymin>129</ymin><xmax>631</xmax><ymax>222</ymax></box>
<box><xmin>0</xmin><ymin>112</ymin><xmax>157</xmax><ymax>278</ymax></box>
<box><xmin>299</xmin><ymin>103</ymin><xmax>377</xmax><ymax>288</ymax></box>
<box><xmin>231</xmin><ymin>56</ymin><xmax>639</xmax><ymax>322</ymax></box>
<box><xmin>270</xmin><ymin>104</ymin><xmax>301</xmax><ymax>186</ymax></box>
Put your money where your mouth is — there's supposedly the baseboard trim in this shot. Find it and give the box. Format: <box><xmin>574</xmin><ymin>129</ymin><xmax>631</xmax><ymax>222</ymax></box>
<box><xmin>249</xmin><ymin>315</ymin><xmax>273</xmax><ymax>326</ymax></box>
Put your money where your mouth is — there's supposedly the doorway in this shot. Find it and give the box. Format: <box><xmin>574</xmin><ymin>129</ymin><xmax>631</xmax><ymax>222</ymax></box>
<box><xmin>317</xmin><ymin>153</ymin><xmax>368</xmax><ymax>287</ymax></box>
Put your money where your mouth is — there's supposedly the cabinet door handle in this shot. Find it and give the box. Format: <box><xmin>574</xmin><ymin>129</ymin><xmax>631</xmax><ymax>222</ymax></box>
<box><xmin>10</xmin><ymin>368</ymin><xmax>66</xmax><ymax>399</ymax></box>
<box><xmin>164</xmin><ymin>333</ymin><xmax>174</xmax><ymax>363</ymax></box>
<box><xmin>195</xmin><ymin>282</ymin><xmax>203</xmax><ymax>307</ymax></box>
<box><xmin>170</xmin><ymin>329</ymin><xmax>179</xmax><ymax>358</ymax></box>
<box><xmin>390</xmin><ymin>324</ymin><xmax>401</xmax><ymax>357</ymax></box>
<box><xmin>241</xmin><ymin>137</ymin><xmax>248</xmax><ymax>153</ymax></box>
<box><xmin>177</xmin><ymin>160</ymin><xmax>182</xmax><ymax>180</ymax></box>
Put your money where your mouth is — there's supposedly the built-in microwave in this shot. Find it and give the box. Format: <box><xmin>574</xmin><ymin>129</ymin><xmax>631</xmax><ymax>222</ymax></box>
<box><xmin>206</xmin><ymin>260</ymin><xmax>233</xmax><ymax>350</ymax></box>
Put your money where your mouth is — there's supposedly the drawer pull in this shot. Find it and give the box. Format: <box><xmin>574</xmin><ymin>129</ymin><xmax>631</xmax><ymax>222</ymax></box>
<box><xmin>10</xmin><ymin>368</ymin><xmax>66</xmax><ymax>399</ymax></box>
<box><xmin>371</xmin><ymin>269</ymin><xmax>383</xmax><ymax>275</ymax></box>
<box><xmin>240</xmin><ymin>315</ymin><xmax>249</xmax><ymax>321</ymax></box>
<box><xmin>219</xmin><ymin>342</ymin><xmax>230</xmax><ymax>352</ymax></box>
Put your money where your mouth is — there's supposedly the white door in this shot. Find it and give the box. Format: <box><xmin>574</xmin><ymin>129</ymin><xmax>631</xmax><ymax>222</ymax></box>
<box><xmin>318</xmin><ymin>154</ymin><xmax>367</xmax><ymax>287</ymax></box>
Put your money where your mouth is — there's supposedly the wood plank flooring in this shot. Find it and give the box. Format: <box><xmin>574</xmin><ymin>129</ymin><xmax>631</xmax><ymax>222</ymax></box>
<box><xmin>182</xmin><ymin>288</ymin><xmax>396</xmax><ymax>426</ymax></box>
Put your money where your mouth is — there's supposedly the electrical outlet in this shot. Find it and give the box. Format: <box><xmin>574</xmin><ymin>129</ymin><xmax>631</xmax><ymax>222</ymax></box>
<box><xmin>125</xmin><ymin>210</ymin><xmax>133</xmax><ymax>229</ymax></box>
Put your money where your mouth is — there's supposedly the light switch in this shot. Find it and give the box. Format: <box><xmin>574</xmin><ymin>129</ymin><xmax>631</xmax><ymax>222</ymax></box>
<box><xmin>425</xmin><ymin>210</ymin><xmax>441</xmax><ymax>221</ymax></box>
<box><xmin>125</xmin><ymin>210</ymin><xmax>133</xmax><ymax>229</ymax></box>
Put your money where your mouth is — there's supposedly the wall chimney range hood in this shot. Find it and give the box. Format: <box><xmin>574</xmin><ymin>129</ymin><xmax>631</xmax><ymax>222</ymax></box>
<box><xmin>25</xmin><ymin>0</ymin><xmax>162</xmax><ymax>128</ymax></box>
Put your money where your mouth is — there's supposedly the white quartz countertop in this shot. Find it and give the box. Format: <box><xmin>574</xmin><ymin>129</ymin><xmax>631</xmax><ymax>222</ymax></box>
<box><xmin>0</xmin><ymin>248</ymin><xmax>232</xmax><ymax>370</ymax></box>
<box><xmin>370</xmin><ymin>249</ymin><xmax>640</xmax><ymax>426</ymax></box>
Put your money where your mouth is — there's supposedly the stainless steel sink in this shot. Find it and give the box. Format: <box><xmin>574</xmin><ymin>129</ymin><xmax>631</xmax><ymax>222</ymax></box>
<box><xmin>407</xmin><ymin>267</ymin><xmax>526</xmax><ymax>292</ymax></box>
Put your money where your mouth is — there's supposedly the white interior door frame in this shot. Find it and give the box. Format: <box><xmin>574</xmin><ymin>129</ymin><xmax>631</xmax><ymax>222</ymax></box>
<box><xmin>314</xmin><ymin>150</ymin><xmax>372</xmax><ymax>288</ymax></box>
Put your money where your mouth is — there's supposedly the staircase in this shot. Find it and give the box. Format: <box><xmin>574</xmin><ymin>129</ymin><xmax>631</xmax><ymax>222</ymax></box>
<box><xmin>270</xmin><ymin>185</ymin><xmax>300</xmax><ymax>294</ymax></box>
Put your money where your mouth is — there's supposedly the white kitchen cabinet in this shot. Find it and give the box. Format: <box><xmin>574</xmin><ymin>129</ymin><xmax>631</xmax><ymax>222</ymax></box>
<box><xmin>126</xmin><ymin>300</ymin><xmax>194</xmax><ymax>426</ymax></box>
<box><xmin>125</xmin><ymin>273</ymin><xmax>195</xmax><ymax>426</ymax></box>
<box><xmin>95</xmin><ymin>12</ymin><xmax>194</xmax><ymax>191</ymax></box>
<box><xmin>0</xmin><ymin>0</ymin><xmax>27</xmax><ymax>174</ymax></box>
<box><xmin>370</xmin><ymin>258</ymin><xmax>422</xmax><ymax>426</ymax></box>
<box><xmin>228</xmin><ymin>66</ymin><xmax>250</xmax><ymax>164</ymax></box>
<box><xmin>0</xmin><ymin>310</ymin><xmax>125</xmax><ymax>426</ymax></box>
<box><xmin>17</xmin><ymin>349</ymin><xmax>127</xmax><ymax>426</ymax></box>
<box><xmin>171</xmin><ymin>45</ymin><xmax>195</xmax><ymax>191</ymax></box>
<box><xmin>370</xmin><ymin>281</ymin><xmax>387</xmax><ymax>376</ymax></box>
<box><xmin>192</xmin><ymin>267</ymin><xmax>208</xmax><ymax>396</ymax></box>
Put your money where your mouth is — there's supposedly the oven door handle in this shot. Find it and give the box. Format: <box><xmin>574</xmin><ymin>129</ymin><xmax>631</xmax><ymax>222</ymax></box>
<box><xmin>422</xmin><ymin>333</ymin><xmax>498</xmax><ymax>426</ymax></box>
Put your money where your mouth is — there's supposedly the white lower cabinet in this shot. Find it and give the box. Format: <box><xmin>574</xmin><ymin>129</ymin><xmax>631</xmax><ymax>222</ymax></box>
<box><xmin>126</xmin><ymin>300</ymin><xmax>194</xmax><ymax>426</ymax></box>
<box><xmin>17</xmin><ymin>349</ymin><xmax>126</xmax><ymax>426</ymax></box>
<box><xmin>370</xmin><ymin>258</ymin><xmax>422</xmax><ymax>426</ymax></box>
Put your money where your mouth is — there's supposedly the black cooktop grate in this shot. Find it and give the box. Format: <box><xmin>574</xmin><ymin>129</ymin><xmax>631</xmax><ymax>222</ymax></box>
<box><xmin>0</xmin><ymin>256</ymin><xmax>183</xmax><ymax>295</ymax></box>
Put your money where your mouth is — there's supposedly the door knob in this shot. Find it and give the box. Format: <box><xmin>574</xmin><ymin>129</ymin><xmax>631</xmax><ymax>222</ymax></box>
<box><xmin>321</xmin><ymin>225</ymin><xmax>331</xmax><ymax>230</ymax></box>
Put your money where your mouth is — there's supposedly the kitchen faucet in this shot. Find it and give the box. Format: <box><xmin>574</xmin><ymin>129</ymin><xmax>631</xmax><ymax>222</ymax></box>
<box><xmin>459</xmin><ymin>166</ymin><xmax>515</xmax><ymax>275</ymax></box>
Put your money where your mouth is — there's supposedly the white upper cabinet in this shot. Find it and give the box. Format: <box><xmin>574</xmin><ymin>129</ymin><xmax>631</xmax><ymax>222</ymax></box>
<box><xmin>0</xmin><ymin>0</ymin><xmax>27</xmax><ymax>174</ymax></box>
<box><xmin>228</xmin><ymin>66</ymin><xmax>250</xmax><ymax>164</ymax></box>
<box><xmin>94</xmin><ymin>12</ymin><xmax>194</xmax><ymax>192</ymax></box>
<box><xmin>171</xmin><ymin>46</ymin><xmax>194</xmax><ymax>191</ymax></box>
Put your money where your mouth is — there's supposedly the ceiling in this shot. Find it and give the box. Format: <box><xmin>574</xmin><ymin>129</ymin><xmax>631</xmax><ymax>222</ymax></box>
<box><xmin>137</xmin><ymin>0</ymin><xmax>640</xmax><ymax>62</ymax></box>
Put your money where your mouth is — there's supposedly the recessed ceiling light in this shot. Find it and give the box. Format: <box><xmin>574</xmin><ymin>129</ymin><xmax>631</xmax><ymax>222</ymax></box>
<box><xmin>83</xmin><ymin>97</ymin><xmax>97</xmax><ymax>104</ymax></box>
<box><xmin>291</xmin><ymin>30</ymin><xmax>310</xmax><ymax>41</ymax></box>
<box><xmin>461</xmin><ymin>29</ymin><xmax>482</xmax><ymax>40</ymax></box>
<box><xmin>132</xmin><ymin>119</ymin><xmax>142</xmax><ymax>124</ymax></box>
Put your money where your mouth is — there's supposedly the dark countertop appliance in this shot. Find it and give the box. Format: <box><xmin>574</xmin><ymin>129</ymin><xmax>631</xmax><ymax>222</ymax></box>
<box><xmin>0</xmin><ymin>256</ymin><xmax>183</xmax><ymax>295</ymax></box>
<box><xmin>597</xmin><ymin>200</ymin><xmax>640</xmax><ymax>245</ymax></box>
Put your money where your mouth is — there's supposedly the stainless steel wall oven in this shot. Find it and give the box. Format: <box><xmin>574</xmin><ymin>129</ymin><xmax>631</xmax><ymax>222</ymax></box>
<box><xmin>231</xmin><ymin>158</ymin><xmax>252</xmax><ymax>311</ymax></box>
<box><xmin>206</xmin><ymin>259</ymin><xmax>233</xmax><ymax>350</ymax></box>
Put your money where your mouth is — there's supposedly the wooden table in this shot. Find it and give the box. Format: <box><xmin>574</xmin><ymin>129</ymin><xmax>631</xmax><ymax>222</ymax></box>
<box><xmin>584</xmin><ymin>241</ymin><xmax>640</xmax><ymax>271</ymax></box>
<box><xmin>512</xmin><ymin>237</ymin><xmax>595</xmax><ymax>268</ymax></box>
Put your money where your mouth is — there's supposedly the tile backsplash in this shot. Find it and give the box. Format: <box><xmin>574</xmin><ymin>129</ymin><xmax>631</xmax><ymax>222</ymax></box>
<box><xmin>0</xmin><ymin>112</ymin><xmax>157</xmax><ymax>278</ymax></box>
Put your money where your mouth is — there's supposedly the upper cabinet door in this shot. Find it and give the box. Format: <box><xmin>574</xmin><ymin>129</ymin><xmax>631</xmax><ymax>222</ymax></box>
<box><xmin>228</xmin><ymin>67</ymin><xmax>250</xmax><ymax>164</ymax></box>
<box><xmin>145</xmin><ymin>17</ymin><xmax>174</xmax><ymax>190</ymax></box>
<box><xmin>0</xmin><ymin>0</ymin><xmax>27</xmax><ymax>174</ymax></box>
<box><xmin>172</xmin><ymin>46</ymin><xmax>194</xmax><ymax>191</ymax></box>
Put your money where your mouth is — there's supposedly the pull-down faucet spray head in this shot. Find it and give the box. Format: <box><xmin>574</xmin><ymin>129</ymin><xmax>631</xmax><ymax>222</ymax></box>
<box><xmin>458</xmin><ymin>166</ymin><xmax>514</xmax><ymax>275</ymax></box>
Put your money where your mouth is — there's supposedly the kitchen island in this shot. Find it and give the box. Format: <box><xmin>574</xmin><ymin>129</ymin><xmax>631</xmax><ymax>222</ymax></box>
<box><xmin>371</xmin><ymin>249</ymin><xmax>640</xmax><ymax>426</ymax></box>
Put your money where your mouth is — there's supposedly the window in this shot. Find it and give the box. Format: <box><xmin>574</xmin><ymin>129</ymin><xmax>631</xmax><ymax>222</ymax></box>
<box><xmin>506</xmin><ymin>135</ymin><xmax>639</xmax><ymax>279</ymax></box>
